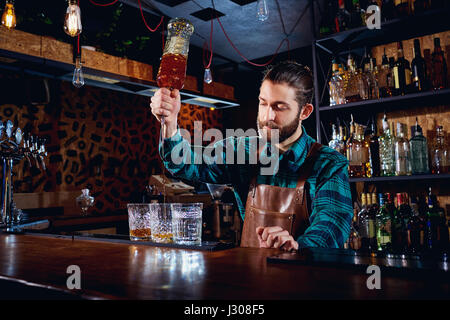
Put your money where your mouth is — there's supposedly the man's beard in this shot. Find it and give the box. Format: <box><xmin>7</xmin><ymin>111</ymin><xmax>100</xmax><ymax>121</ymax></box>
<box><xmin>257</xmin><ymin>113</ymin><xmax>301</xmax><ymax>144</ymax></box>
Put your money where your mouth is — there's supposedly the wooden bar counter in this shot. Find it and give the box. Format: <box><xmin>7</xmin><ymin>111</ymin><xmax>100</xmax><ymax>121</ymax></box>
<box><xmin>0</xmin><ymin>232</ymin><xmax>447</xmax><ymax>300</ymax></box>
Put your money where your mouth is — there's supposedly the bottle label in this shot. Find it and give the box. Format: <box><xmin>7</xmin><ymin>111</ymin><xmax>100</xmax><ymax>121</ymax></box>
<box><xmin>368</xmin><ymin>219</ymin><xmax>376</xmax><ymax>237</ymax></box>
<box><xmin>393</xmin><ymin>66</ymin><xmax>400</xmax><ymax>89</ymax></box>
<box><xmin>405</xmin><ymin>69</ymin><xmax>411</xmax><ymax>85</ymax></box>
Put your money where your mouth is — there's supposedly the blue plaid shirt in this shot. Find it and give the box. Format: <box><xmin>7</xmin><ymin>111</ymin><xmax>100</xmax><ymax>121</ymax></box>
<box><xmin>160</xmin><ymin>126</ymin><xmax>353</xmax><ymax>248</ymax></box>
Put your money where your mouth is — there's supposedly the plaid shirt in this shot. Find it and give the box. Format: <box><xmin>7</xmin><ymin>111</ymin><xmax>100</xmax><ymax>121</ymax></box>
<box><xmin>160</xmin><ymin>126</ymin><xmax>353</xmax><ymax>248</ymax></box>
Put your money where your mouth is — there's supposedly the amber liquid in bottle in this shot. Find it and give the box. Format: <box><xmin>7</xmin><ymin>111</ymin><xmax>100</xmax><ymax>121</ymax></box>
<box><xmin>157</xmin><ymin>53</ymin><xmax>188</xmax><ymax>90</ymax></box>
<box><xmin>130</xmin><ymin>228</ymin><xmax>152</xmax><ymax>238</ymax></box>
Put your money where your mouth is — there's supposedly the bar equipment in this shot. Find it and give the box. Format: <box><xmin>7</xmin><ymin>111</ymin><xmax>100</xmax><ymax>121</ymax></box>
<box><xmin>0</xmin><ymin>121</ymin><xmax>47</xmax><ymax>230</ymax></box>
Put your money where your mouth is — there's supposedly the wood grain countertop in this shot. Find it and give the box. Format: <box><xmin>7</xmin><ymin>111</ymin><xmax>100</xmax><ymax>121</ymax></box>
<box><xmin>0</xmin><ymin>233</ymin><xmax>447</xmax><ymax>300</ymax></box>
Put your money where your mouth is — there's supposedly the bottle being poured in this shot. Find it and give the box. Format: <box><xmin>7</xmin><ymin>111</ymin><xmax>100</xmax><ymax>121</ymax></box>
<box><xmin>156</xmin><ymin>18</ymin><xmax>194</xmax><ymax>203</ymax></box>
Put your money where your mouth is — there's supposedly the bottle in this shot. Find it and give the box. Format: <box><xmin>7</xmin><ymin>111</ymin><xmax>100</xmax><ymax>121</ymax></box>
<box><xmin>338</xmin><ymin>125</ymin><xmax>347</xmax><ymax>155</ymax></box>
<box><xmin>370</xmin><ymin>58</ymin><xmax>380</xmax><ymax>100</ymax></box>
<box><xmin>344</xmin><ymin>54</ymin><xmax>363</xmax><ymax>102</ymax></box>
<box><xmin>393</xmin><ymin>41</ymin><xmax>412</xmax><ymax>95</ymax></box>
<box><xmin>430</xmin><ymin>193</ymin><xmax>449</xmax><ymax>251</ymax></box>
<box><xmin>368</xmin><ymin>193</ymin><xmax>378</xmax><ymax>250</ymax></box>
<box><xmin>347</xmin><ymin>206</ymin><xmax>362</xmax><ymax>250</ymax></box>
<box><xmin>411</xmin><ymin>39</ymin><xmax>427</xmax><ymax>92</ymax></box>
<box><xmin>347</xmin><ymin>122</ymin><xmax>363</xmax><ymax>177</ymax></box>
<box><xmin>358</xmin><ymin>193</ymin><xmax>371</xmax><ymax>251</ymax></box>
<box><xmin>359</xmin><ymin>125</ymin><xmax>372</xmax><ymax>177</ymax></box>
<box><xmin>367</xmin><ymin>118</ymin><xmax>381</xmax><ymax>177</ymax></box>
<box><xmin>425</xmin><ymin>190</ymin><xmax>440</xmax><ymax>251</ymax></box>
<box><xmin>407</xmin><ymin>196</ymin><xmax>424</xmax><ymax>253</ymax></box>
<box><xmin>335</xmin><ymin>0</ymin><xmax>350</xmax><ymax>32</ymax></box>
<box><xmin>409</xmin><ymin>118</ymin><xmax>429</xmax><ymax>174</ymax></box>
<box><xmin>376</xmin><ymin>193</ymin><xmax>392</xmax><ymax>251</ymax></box>
<box><xmin>381</xmin><ymin>0</ymin><xmax>396</xmax><ymax>21</ymax></box>
<box><xmin>329</xmin><ymin>124</ymin><xmax>341</xmax><ymax>151</ymax></box>
<box><xmin>431</xmin><ymin>125</ymin><xmax>449</xmax><ymax>174</ymax></box>
<box><xmin>379</xmin><ymin>48</ymin><xmax>395</xmax><ymax>97</ymax></box>
<box><xmin>394</xmin><ymin>122</ymin><xmax>412</xmax><ymax>176</ymax></box>
<box><xmin>379</xmin><ymin>114</ymin><xmax>396</xmax><ymax>176</ymax></box>
<box><xmin>431</xmin><ymin>37</ymin><xmax>448</xmax><ymax>90</ymax></box>
<box><xmin>413</xmin><ymin>0</ymin><xmax>429</xmax><ymax>13</ymax></box>
<box><xmin>329</xmin><ymin>60</ymin><xmax>345</xmax><ymax>105</ymax></box>
<box><xmin>350</xmin><ymin>0</ymin><xmax>365</xmax><ymax>28</ymax></box>
<box><xmin>157</xmin><ymin>18</ymin><xmax>194</xmax><ymax>90</ymax></box>
<box><xmin>396</xmin><ymin>193</ymin><xmax>412</xmax><ymax>253</ymax></box>
<box><xmin>361</xmin><ymin>49</ymin><xmax>372</xmax><ymax>100</ymax></box>
<box><xmin>394</xmin><ymin>0</ymin><xmax>410</xmax><ymax>16</ymax></box>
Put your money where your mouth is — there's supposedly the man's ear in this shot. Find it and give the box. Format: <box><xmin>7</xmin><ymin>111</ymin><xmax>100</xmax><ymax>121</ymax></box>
<box><xmin>299</xmin><ymin>103</ymin><xmax>314</xmax><ymax>121</ymax></box>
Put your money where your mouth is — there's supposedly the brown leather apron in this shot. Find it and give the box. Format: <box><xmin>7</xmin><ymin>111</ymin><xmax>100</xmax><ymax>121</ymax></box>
<box><xmin>240</xmin><ymin>142</ymin><xmax>322</xmax><ymax>248</ymax></box>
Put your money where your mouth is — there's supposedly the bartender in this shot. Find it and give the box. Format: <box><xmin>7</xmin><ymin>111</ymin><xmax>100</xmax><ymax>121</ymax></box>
<box><xmin>150</xmin><ymin>61</ymin><xmax>353</xmax><ymax>251</ymax></box>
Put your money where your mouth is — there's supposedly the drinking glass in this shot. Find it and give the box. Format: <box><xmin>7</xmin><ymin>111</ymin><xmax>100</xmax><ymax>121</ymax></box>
<box><xmin>171</xmin><ymin>203</ymin><xmax>203</xmax><ymax>245</ymax></box>
<box><xmin>127</xmin><ymin>203</ymin><xmax>152</xmax><ymax>241</ymax></box>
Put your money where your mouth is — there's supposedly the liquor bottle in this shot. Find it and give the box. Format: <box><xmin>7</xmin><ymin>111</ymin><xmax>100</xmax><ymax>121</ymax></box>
<box><xmin>379</xmin><ymin>48</ymin><xmax>395</xmax><ymax>97</ymax></box>
<box><xmin>394</xmin><ymin>0</ymin><xmax>410</xmax><ymax>16</ymax></box>
<box><xmin>347</xmin><ymin>123</ymin><xmax>366</xmax><ymax>177</ymax></box>
<box><xmin>425</xmin><ymin>190</ymin><xmax>441</xmax><ymax>251</ymax></box>
<box><xmin>409</xmin><ymin>118</ymin><xmax>429</xmax><ymax>174</ymax></box>
<box><xmin>407</xmin><ymin>195</ymin><xmax>425</xmax><ymax>253</ymax></box>
<box><xmin>329</xmin><ymin>60</ymin><xmax>345</xmax><ymax>105</ymax></box>
<box><xmin>376</xmin><ymin>193</ymin><xmax>392</xmax><ymax>251</ymax></box>
<box><xmin>335</xmin><ymin>0</ymin><xmax>350</xmax><ymax>32</ymax></box>
<box><xmin>431</xmin><ymin>37</ymin><xmax>448</xmax><ymax>90</ymax></box>
<box><xmin>350</xmin><ymin>0</ymin><xmax>365</xmax><ymax>28</ymax></box>
<box><xmin>347</xmin><ymin>205</ymin><xmax>362</xmax><ymax>250</ymax></box>
<box><xmin>358</xmin><ymin>193</ymin><xmax>370</xmax><ymax>250</ymax></box>
<box><xmin>430</xmin><ymin>193</ymin><xmax>449</xmax><ymax>250</ymax></box>
<box><xmin>338</xmin><ymin>125</ymin><xmax>347</xmax><ymax>155</ymax></box>
<box><xmin>431</xmin><ymin>125</ymin><xmax>449</xmax><ymax>174</ymax></box>
<box><xmin>359</xmin><ymin>124</ymin><xmax>372</xmax><ymax>177</ymax></box>
<box><xmin>368</xmin><ymin>193</ymin><xmax>378</xmax><ymax>250</ymax></box>
<box><xmin>381</xmin><ymin>0</ymin><xmax>396</xmax><ymax>21</ymax></box>
<box><xmin>413</xmin><ymin>0</ymin><xmax>429</xmax><ymax>13</ymax></box>
<box><xmin>393</xmin><ymin>41</ymin><xmax>412</xmax><ymax>95</ymax></box>
<box><xmin>394</xmin><ymin>122</ymin><xmax>412</xmax><ymax>176</ymax></box>
<box><xmin>361</xmin><ymin>50</ymin><xmax>372</xmax><ymax>100</ymax></box>
<box><xmin>411</xmin><ymin>39</ymin><xmax>428</xmax><ymax>92</ymax></box>
<box><xmin>320</xmin><ymin>1</ymin><xmax>338</xmax><ymax>36</ymax></box>
<box><xmin>329</xmin><ymin>124</ymin><xmax>341</xmax><ymax>151</ymax></box>
<box><xmin>367</xmin><ymin>118</ymin><xmax>381</xmax><ymax>177</ymax></box>
<box><xmin>344</xmin><ymin>54</ymin><xmax>363</xmax><ymax>102</ymax></box>
<box><xmin>397</xmin><ymin>193</ymin><xmax>412</xmax><ymax>253</ymax></box>
<box><xmin>379</xmin><ymin>114</ymin><xmax>396</xmax><ymax>176</ymax></box>
<box><xmin>370</xmin><ymin>58</ymin><xmax>380</xmax><ymax>99</ymax></box>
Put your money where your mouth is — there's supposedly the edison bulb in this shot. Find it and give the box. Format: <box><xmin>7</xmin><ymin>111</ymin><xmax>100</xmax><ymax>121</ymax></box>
<box><xmin>257</xmin><ymin>0</ymin><xmax>269</xmax><ymax>22</ymax></box>
<box><xmin>72</xmin><ymin>57</ymin><xmax>84</xmax><ymax>88</ymax></box>
<box><xmin>1</xmin><ymin>1</ymin><xmax>16</xmax><ymax>29</ymax></box>
<box><xmin>204</xmin><ymin>68</ymin><xmax>213</xmax><ymax>84</ymax></box>
<box><xmin>64</xmin><ymin>1</ymin><xmax>82</xmax><ymax>37</ymax></box>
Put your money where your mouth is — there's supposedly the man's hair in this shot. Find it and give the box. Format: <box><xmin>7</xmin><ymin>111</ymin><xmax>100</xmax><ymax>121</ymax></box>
<box><xmin>262</xmin><ymin>61</ymin><xmax>314</xmax><ymax>109</ymax></box>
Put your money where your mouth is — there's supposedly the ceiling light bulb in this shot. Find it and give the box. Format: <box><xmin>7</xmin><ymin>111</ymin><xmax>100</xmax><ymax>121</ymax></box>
<box><xmin>1</xmin><ymin>1</ymin><xmax>16</xmax><ymax>29</ymax></box>
<box><xmin>257</xmin><ymin>0</ymin><xmax>269</xmax><ymax>22</ymax></box>
<box><xmin>204</xmin><ymin>68</ymin><xmax>213</xmax><ymax>84</ymax></box>
<box><xmin>64</xmin><ymin>0</ymin><xmax>82</xmax><ymax>37</ymax></box>
<box><xmin>72</xmin><ymin>57</ymin><xmax>84</xmax><ymax>88</ymax></box>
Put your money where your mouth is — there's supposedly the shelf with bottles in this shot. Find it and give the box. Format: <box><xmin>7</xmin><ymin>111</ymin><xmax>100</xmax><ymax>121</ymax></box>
<box><xmin>323</xmin><ymin>36</ymin><xmax>449</xmax><ymax>111</ymax></box>
<box><xmin>317</xmin><ymin>1</ymin><xmax>450</xmax><ymax>55</ymax></box>
<box><xmin>326</xmin><ymin>113</ymin><xmax>450</xmax><ymax>181</ymax></box>
<box><xmin>346</xmin><ymin>188</ymin><xmax>449</xmax><ymax>256</ymax></box>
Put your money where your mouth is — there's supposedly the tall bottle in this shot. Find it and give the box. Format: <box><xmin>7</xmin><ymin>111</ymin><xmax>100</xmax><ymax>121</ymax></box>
<box><xmin>368</xmin><ymin>193</ymin><xmax>378</xmax><ymax>250</ymax></box>
<box><xmin>393</xmin><ymin>41</ymin><xmax>412</xmax><ymax>95</ymax></box>
<box><xmin>376</xmin><ymin>193</ymin><xmax>392</xmax><ymax>251</ymax></box>
<box><xmin>431</xmin><ymin>37</ymin><xmax>448</xmax><ymax>90</ymax></box>
<box><xmin>379</xmin><ymin>48</ymin><xmax>395</xmax><ymax>97</ymax></box>
<box><xmin>394</xmin><ymin>0</ymin><xmax>410</xmax><ymax>16</ymax></box>
<box><xmin>347</xmin><ymin>123</ymin><xmax>365</xmax><ymax>177</ymax></box>
<box><xmin>359</xmin><ymin>124</ymin><xmax>372</xmax><ymax>177</ymax></box>
<box><xmin>335</xmin><ymin>0</ymin><xmax>350</xmax><ymax>32</ymax></box>
<box><xmin>409</xmin><ymin>118</ymin><xmax>429</xmax><ymax>174</ymax></box>
<box><xmin>338</xmin><ymin>125</ymin><xmax>347</xmax><ymax>156</ymax></box>
<box><xmin>407</xmin><ymin>196</ymin><xmax>424</xmax><ymax>253</ymax></box>
<box><xmin>358</xmin><ymin>193</ymin><xmax>376</xmax><ymax>251</ymax></box>
<box><xmin>425</xmin><ymin>189</ymin><xmax>441</xmax><ymax>251</ymax></box>
<box><xmin>396</xmin><ymin>193</ymin><xmax>412</xmax><ymax>253</ymax></box>
<box><xmin>431</xmin><ymin>125</ymin><xmax>449</xmax><ymax>174</ymax></box>
<box><xmin>329</xmin><ymin>124</ymin><xmax>341</xmax><ymax>151</ymax></box>
<box><xmin>394</xmin><ymin>122</ymin><xmax>412</xmax><ymax>175</ymax></box>
<box><xmin>367</xmin><ymin>118</ymin><xmax>381</xmax><ymax>177</ymax></box>
<box><xmin>379</xmin><ymin>114</ymin><xmax>396</xmax><ymax>176</ymax></box>
<box><xmin>329</xmin><ymin>60</ymin><xmax>345</xmax><ymax>105</ymax></box>
<box><xmin>411</xmin><ymin>39</ymin><xmax>428</xmax><ymax>92</ymax></box>
<box><xmin>344</xmin><ymin>54</ymin><xmax>363</xmax><ymax>102</ymax></box>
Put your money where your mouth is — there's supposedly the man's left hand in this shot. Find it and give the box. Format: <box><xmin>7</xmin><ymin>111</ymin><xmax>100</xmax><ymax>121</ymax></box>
<box><xmin>256</xmin><ymin>226</ymin><xmax>299</xmax><ymax>251</ymax></box>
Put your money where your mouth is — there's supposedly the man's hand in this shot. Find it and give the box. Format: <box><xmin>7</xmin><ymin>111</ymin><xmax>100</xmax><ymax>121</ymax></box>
<box><xmin>150</xmin><ymin>88</ymin><xmax>181</xmax><ymax>138</ymax></box>
<box><xmin>256</xmin><ymin>226</ymin><xmax>299</xmax><ymax>251</ymax></box>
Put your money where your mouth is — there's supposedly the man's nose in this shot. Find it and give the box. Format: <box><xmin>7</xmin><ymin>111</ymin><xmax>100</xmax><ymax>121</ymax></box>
<box><xmin>265</xmin><ymin>106</ymin><xmax>276</xmax><ymax>121</ymax></box>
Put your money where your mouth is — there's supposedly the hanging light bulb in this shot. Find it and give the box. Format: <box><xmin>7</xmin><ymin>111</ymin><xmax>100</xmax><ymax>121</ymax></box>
<box><xmin>1</xmin><ymin>0</ymin><xmax>17</xmax><ymax>29</ymax></box>
<box><xmin>204</xmin><ymin>68</ymin><xmax>213</xmax><ymax>84</ymax></box>
<box><xmin>64</xmin><ymin>0</ymin><xmax>82</xmax><ymax>37</ymax></box>
<box><xmin>72</xmin><ymin>57</ymin><xmax>84</xmax><ymax>88</ymax></box>
<box><xmin>257</xmin><ymin>0</ymin><xmax>269</xmax><ymax>22</ymax></box>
